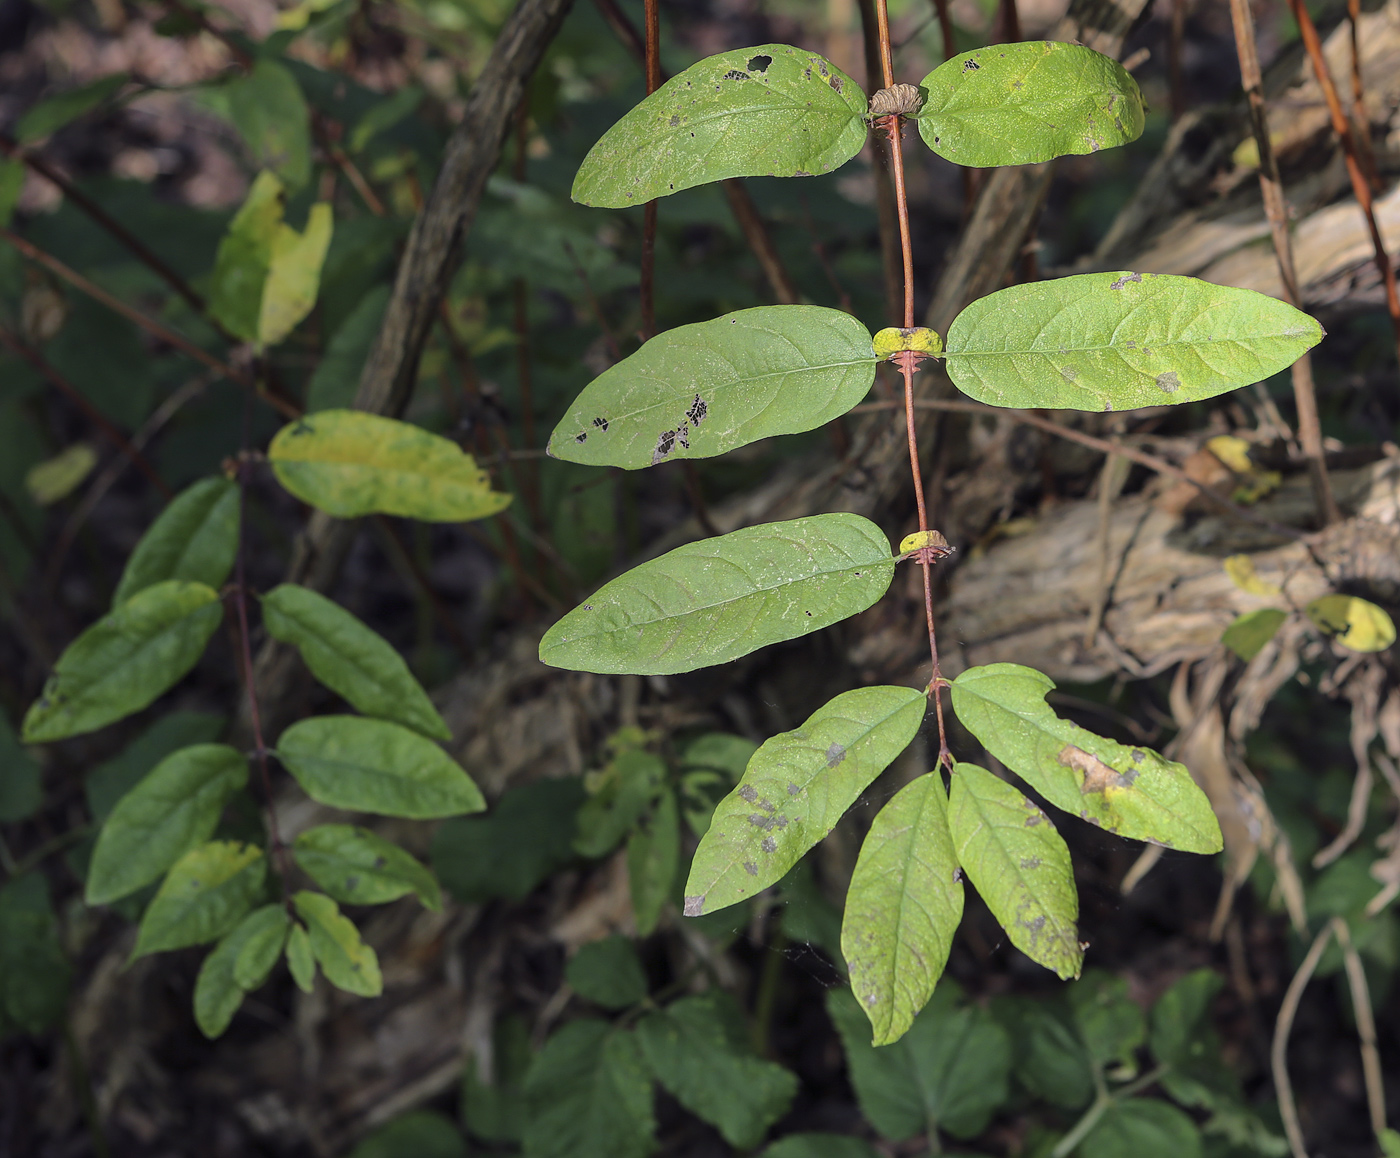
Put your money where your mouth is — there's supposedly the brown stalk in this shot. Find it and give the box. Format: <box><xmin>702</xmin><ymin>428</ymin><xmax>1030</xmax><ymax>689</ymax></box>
<box><xmin>1332</xmin><ymin>917</ymin><xmax>1389</xmax><ymax>1143</ymax></box>
<box><xmin>1344</xmin><ymin>0</ymin><xmax>1380</xmax><ymax>191</ymax></box>
<box><xmin>1273</xmin><ymin>921</ymin><xmax>1334</xmax><ymax>1158</ymax></box>
<box><xmin>639</xmin><ymin>0</ymin><xmax>661</xmax><ymax>342</ymax></box>
<box><xmin>1225</xmin><ymin>0</ymin><xmax>1340</xmax><ymax>528</ymax></box>
<box><xmin>858</xmin><ymin>0</ymin><xmax>905</xmax><ymax>322</ymax></box>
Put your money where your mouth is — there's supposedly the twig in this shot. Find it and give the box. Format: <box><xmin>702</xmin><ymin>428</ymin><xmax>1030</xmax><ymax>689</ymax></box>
<box><xmin>1332</xmin><ymin>917</ymin><xmax>1388</xmax><ymax>1142</ymax></box>
<box><xmin>1273</xmin><ymin>920</ymin><xmax>1334</xmax><ymax>1158</ymax></box>
<box><xmin>639</xmin><ymin>0</ymin><xmax>660</xmax><ymax>341</ymax></box>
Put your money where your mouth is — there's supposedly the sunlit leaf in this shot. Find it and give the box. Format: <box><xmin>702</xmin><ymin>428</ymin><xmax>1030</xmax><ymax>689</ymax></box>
<box><xmin>917</xmin><ymin>42</ymin><xmax>1143</xmax><ymax>166</ymax></box>
<box><xmin>268</xmin><ymin>410</ymin><xmax>511</xmax><ymax>522</ymax></box>
<box><xmin>628</xmin><ymin>787</ymin><xmax>679</xmax><ymax>936</ymax></box>
<box><xmin>259</xmin><ymin>201</ymin><xmax>333</xmax><ymax>347</ymax></box>
<box><xmin>23</xmin><ymin>581</ymin><xmax>223</xmax><ymax>744</ymax></box>
<box><xmin>112</xmin><ymin>477</ymin><xmax>240</xmax><ymax>607</ymax></box>
<box><xmin>293</xmin><ymin>891</ymin><xmax>382</xmax><ymax>997</ymax></box>
<box><xmin>293</xmin><ymin>824</ymin><xmax>443</xmax><ymax>910</ymax></box>
<box><xmin>950</xmin><ymin>663</ymin><xmax>1222</xmax><ymax>853</ymax></box>
<box><xmin>685</xmin><ymin>685</ymin><xmax>925</xmax><ymax>915</ymax></box>
<box><xmin>841</xmin><ymin>771</ymin><xmax>963</xmax><ymax>1045</ymax></box>
<box><xmin>944</xmin><ymin>273</ymin><xmax>1323</xmax><ymax>412</ymax></box>
<box><xmin>1305</xmin><ymin>594</ymin><xmax>1396</xmax><ymax>652</ymax></box>
<box><xmin>547</xmin><ymin>306</ymin><xmax>875</xmax><ymax>469</ymax></box>
<box><xmin>24</xmin><ymin>444</ymin><xmax>96</xmax><ymax>505</ymax></box>
<box><xmin>948</xmin><ymin>762</ymin><xmax>1082</xmax><ymax>980</ymax></box>
<box><xmin>540</xmin><ymin>514</ymin><xmax>896</xmax><ymax>676</ymax></box>
<box><xmin>573</xmin><ymin>44</ymin><xmax>866</xmax><ymax>207</ymax></box>
<box><xmin>1221</xmin><ymin>608</ymin><xmax>1287</xmax><ymax>662</ymax></box>
<box><xmin>132</xmin><ymin>841</ymin><xmax>266</xmax><ymax>959</ymax></box>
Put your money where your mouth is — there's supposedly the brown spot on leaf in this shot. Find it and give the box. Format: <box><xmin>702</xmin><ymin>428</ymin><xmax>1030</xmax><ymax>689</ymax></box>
<box><xmin>1156</xmin><ymin>371</ymin><xmax>1181</xmax><ymax>394</ymax></box>
<box><xmin>739</xmin><ymin>784</ymin><xmax>758</xmax><ymax>802</ymax></box>
<box><xmin>826</xmin><ymin>742</ymin><xmax>846</xmax><ymax>768</ymax></box>
<box><xmin>683</xmin><ymin>895</ymin><xmax>705</xmax><ymax>916</ymax></box>
<box><xmin>1109</xmin><ymin>272</ymin><xmax>1142</xmax><ymax>290</ymax></box>
<box><xmin>1060</xmin><ymin>744</ymin><xmax>1134</xmax><ymax>794</ymax></box>
<box><xmin>761</xmin><ymin>836</ymin><xmax>777</xmax><ymax>853</ymax></box>
<box><xmin>787</xmin><ymin>782</ymin><xmax>801</xmax><ymax>795</ymax></box>
<box><xmin>669</xmin><ymin>115</ymin><xmax>680</xmax><ymax>127</ymax></box>
<box><xmin>744</xmin><ymin>862</ymin><xmax>758</xmax><ymax>876</ymax></box>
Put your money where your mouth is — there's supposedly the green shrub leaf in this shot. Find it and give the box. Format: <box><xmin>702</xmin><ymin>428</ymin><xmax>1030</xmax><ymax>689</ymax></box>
<box><xmin>841</xmin><ymin>771</ymin><xmax>963</xmax><ymax>1045</ymax></box>
<box><xmin>948</xmin><ymin>762</ymin><xmax>1082</xmax><ymax>980</ymax></box>
<box><xmin>918</xmin><ymin>42</ymin><xmax>1143</xmax><ymax>166</ymax></box>
<box><xmin>1222</xmin><ymin>608</ymin><xmax>1287</xmax><ymax>661</ymax></box>
<box><xmin>268</xmin><ymin>410</ymin><xmax>511</xmax><ymax>522</ymax></box>
<box><xmin>261</xmin><ymin>583</ymin><xmax>451</xmax><ymax>739</ymax></box>
<box><xmin>944</xmin><ymin>272</ymin><xmax>1323</xmax><ymax>412</ymax></box>
<box><xmin>1071</xmin><ymin>971</ymin><xmax>1146</xmax><ymax>1068</ymax></box>
<box><xmin>348</xmin><ymin>1111</ymin><xmax>466</xmax><ymax>1158</ymax></box>
<box><xmin>573</xmin><ymin>44</ymin><xmax>866</xmax><ymax>207</ymax></box>
<box><xmin>761</xmin><ymin>1136</ymin><xmax>882</xmax><ymax>1158</ymax></box>
<box><xmin>276</xmin><ymin>716</ymin><xmax>485</xmax><ymax>819</ymax></box>
<box><xmin>0</xmin><ymin>873</ymin><xmax>71</xmax><ymax>1035</ymax></box>
<box><xmin>195</xmin><ymin>905</ymin><xmax>283</xmax><ymax>1038</ymax></box>
<box><xmin>547</xmin><ymin>306</ymin><xmax>875</xmax><ymax>469</ymax></box>
<box><xmin>17</xmin><ymin>73</ymin><xmax>128</xmax><ymax>143</ymax></box>
<box><xmin>86</xmin><ymin>743</ymin><xmax>248</xmax><ymax>905</ymax></box>
<box><xmin>132</xmin><ymin>841</ymin><xmax>266</xmax><ymax>959</ymax></box>
<box><xmin>208</xmin><ymin>171</ymin><xmax>284</xmax><ymax>344</ymax></box>
<box><xmin>576</xmin><ymin>749</ymin><xmax>667</xmax><ymax>858</ymax></box>
<box><xmin>540</xmin><ymin>514</ymin><xmax>896</xmax><ymax>676</ymax></box>
<box><xmin>307</xmin><ymin>286</ymin><xmax>390</xmax><ymax>412</ymax></box>
<box><xmin>293</xmin><ymin>823</ymin><xmax>443</xmax><ymax>910</ymax></box>
<box><xmin>950</xmin><ymin>663</ymin><xmax>1223</xmax><ymax>852</ymax></box>
<box><xmin>231</xmin><ymin>903</ymin><xmax>290</xmax><ymax>990</ymax></box>
<box><xmin>1080</xmin><ymin>1097</ymin><xmax>1203</xmax><ymax>1158</ymax></box>
<box><xmin>628</xmin><ymin>787</ymin><xmax>680</xmax><ymax>936</ymax></box>
<box><xmin>566</xmin><ymin>935</ymin><xmax>648</xmax><ymax>1009</ymax></box>
<box><xmin>0</xmin><ymin>712</ymin><xmax>41</xmax><ymax>823</ymax></box>
<box><xmin>293</xmin><ymin>891</ymin><xmax>382</xmax><ymax>997</ymax></box>
<box><xmin>1149</xmin><ymin>969</ymin><xmax>1237</xmax><ymax>1108</ymax></box>
<box><xmin>989</xmin><ymin>995</ymin><xmax>1094</xmax><ymax>1108</ymax></box>
<box><xmin>685</xmin><ymin>685</ymin><xmax>925</xmax><ymax>915</ymax></box>
<box><xmin>112</xmin><ymin>477</ymin><xmax>240</xmax><ymax>607</ymax></box>
<box><xmin>23</xmin><ymin>580</ymin><xmax>223</xmax><ymax>744</ymax></box>
<box><xmin>637</xmin><ymin>992</ymin><xmax>798</xmax><ymax>1148</ymax></box>
<box><xmin>259</xmin><ymin>201</ymin><xmax>333</xmax><ymax>348</ymax></box>
<box><xmin>827</xmin><ymin>982</ymin><xmax>1011</xmax><ymax>1140</ymax></box>
<box><xmin>225</xmin><ymin>60</ymin><xmax>312</xmax><ymax>189</ymax></box>
<box><xmin>286</xmin><ymin>922</ymin><xmax>316</xmax><ymax>992</ymax></box>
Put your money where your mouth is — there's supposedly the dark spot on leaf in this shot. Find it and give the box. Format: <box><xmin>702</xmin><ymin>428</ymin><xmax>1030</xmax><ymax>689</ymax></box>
<box><xmin>1131</xmin><ymin>748</ymin><xmax>1145</xmax><ymax>763</ymax></box>
<box><xmin>744</xmin><ymin>861</ymin><xmax>758</xmax><ymax>876</ymax></box>
<box><xmin>826</xmin><ymin>743</ymin><xmax>846</xmax><ymax>768</ymax></box>
<box><xmin>787</xmin><ymin>782</ymin><xmax>801</xmax><ymax>795</ymax></box>
<box><xmin>1019</xmin><ymin>857</ymin><xmax>1041</xmax><ymax>870</ymax></box>
<box><xmin>748</xmin><ymin>54</ymin><xmax>772</xmax><ymax>72</ymax></box>
<box><xmin>952</xmin><ymin>867</ymin><xmax>962</xmax><ymax>883</ymax></box>
<box><xmin>804</xmin><ymin>67</ymin><xmax>812</xmax><ymax>79</ymax></box>
<box><xmin>1156</xmin><ymin>371</ymin><xmax>1181</xmax><ymax>394</ymax></box>
<box><xmin>1060</xmin><ymin>365</ymin><xmax>1078</xmax><ymax>382</ymax></box>
<box><xmin>750</xmin><ymin>813</ymin><xmax>775</xmax><ymax>829</ymax></box>
<box><xmin>575</xmin><ymin>432</ymin><xmax>587</xmax><ymax>443</ymax></box>
<box><xmin>722</xmin><ymin>69</ymin><xmax>749</xmax><ymax>81</ymax></box>
<box><xmin>805</xmin><ymin>611</ymin><xmax>812</xmax><ymax>616</ymax></box>
<box><xmin>794</xmin><ymin>169</ymin><xmax>812</xmax><ymax>177</ymax></box>
<box><xmin>934</xmin><ymin>136</ymin><xmax>940</xmax><ymax>144</ymax></box>
<box><xmin>684</xmin><ymin>895</ymin><xmax>704</xmax><ymax>916</ymax></box>
<box><xmin>739</xmin><ymin>784</ymin><xmax>758</xmax><ymax>802</ymax></box>
<box><xmin>829</xmin><ymin>75</ymin><xmax>842</xmax><ymax>92</ymax></box>
<box><xmin>346</xmin><ymin>875</ymin><xmax>360</xmax><ymax>890</ymax></box>
<box><xmin>1025</xmin><ymin>813</ymin><xmax>1043</xmax><ymax>827</ymax></box>
<box><xmin>669</xmin><ymin>115</ymin><xmax>680</xmax><ymax>127</ymax></box>
<box><xmin>962</xmin><ymin>58</ymin><xmax>980</xmax><ymax>71</ymax></box>
<box><xmin>687</xmin><ymin>395</ymin><xmax>707</xmax><ymax>425</ymax></box>
<box><xmin>759</xmin><ymin>798</ymin><xmax>775</xmax><ymax>813</ymax></box>
<box><xmin>1109</xmin><ymin>271</ymin><xmax>1142</xmax><ymax>290</ymax></box>
<box><xmin>592</xmin><ymin>416</ymin><xmax>609</xmax><ymax>431</ymax></box>
<box><xmin>760</xmin><ymin>836</ymin><xmax>778</xmax><ymax>853</ymax></box>
<box><xmin>676</xmin><ymin>421</ymin><xmax>690</xmax><ymax>450</ymax></box>
<box><xmin>652</xmin><ymin>429</ymin><xmax>677</xmax><ymax>465</ymax></box>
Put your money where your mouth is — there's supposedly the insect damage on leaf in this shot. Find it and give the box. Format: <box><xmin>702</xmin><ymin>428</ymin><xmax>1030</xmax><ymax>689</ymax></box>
<box><xmin>1058</xmin><ymin>745</ymin><xmax>1135</xmax><ymax>796</ymax></box>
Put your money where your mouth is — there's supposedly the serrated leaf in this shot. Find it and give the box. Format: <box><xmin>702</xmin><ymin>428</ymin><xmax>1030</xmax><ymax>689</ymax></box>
<box><xmin>259</xmin><ymin>201</ymin><xmax>333</xmax><ymax>347</ymax></box>
<box><xmin>950</xmin><ymin>663</ymin><xmax>1222</xmax><ymax>853</ymax></box>
<box><xmin>208</xmin><ymin>171</ymin><xmax>284</xmax><ymax>344</ymax></box>
<box><xmin>1222</xmin><ymin>608</ymin><xmax>1287</xmax><ymax>662</ymax></box>
<box><xmin>463</xmin><ymin>1015</ymin><xmax>533</xmax><ymax>1144</ymax></box>
<box><xmin>232</xmin><ymin>903</ymin><xmax>290</xmax><ymax>990</ymax></box>
<box><xmin>348</xmin><ymin>1111</ymin><xmax>466</xmax><ymax>1158</ymax></box>
<box><xmin>762</xmin><ymin>1136</ymin><xmax>882</xmax><ymax>1158</ymax></box>
<box><xmin>86</xmin><ymin>743</ymin><xmax>248</xmax><ymax>905</ymax></box>
<box><xmin>541</xmin><ymin>514</ymin><xmax>896</xmax><ymax>676</ymax></box>
<box><xmin>944</xmin><ymin>273</ymin><xmax>1323</xmax><ymax>412</ymax></box>
<box><xmin>23</xmin><ymin>580</ymin><xmax>224</xmax><ymax>743</ymax></box>
<box><xmin>277</xmin><ymin>716</ymin><xmax>485</xmax><ymax>819</ymax></box>
<box><xmin>637</xmin><ymin>992</ymin><xmax>798</xmax><ymax>1148</ymax></box>
<box><xmin>685</xmin><ymin>686</ymin><xmax>925</xmax><ymax>916</ymax></box>
<box><xmin>841</xmin><ymin>771</ymin><xmax>963</xmax><ymax>1045</ymax></box>
<box><xmin>268</xmin><ymin>410</ymin><xmax>511</xmax><ymax>522</ymax></box>
<box><xmin>0</xmin><ymin>712</ymin><xmax>41</xmax><ymax>823</ymax></box>
<box><xmin>0</xmin><ymin>873</ymin><xmax>71</xmax><ymax>1034</ymax></box>
<box><xmin>629</xmin><ymin>787</ymin><xmax>679</xmax><ymax>936</ymax></box>
<box><xmin>225</xmin><ymin>60</ymin><xmax>312</xmax><ymax>189</ymax></box>
<box><xmin>990</xmin><ymin>995</ymin><xmax>1094</xmax><ymax>1109</ymax></box>
<box><xmin>827</xmin><ymin>983</ymin><xmax>1011</xmax><ymax>1141</ymax></box>
<box><xmin>566</xmin><ymin>935</ymin><xmax>648</xmax><ymax>1009</ymax></box>
<box><xmin>113</xmin><ymin>477</ymin><xmax>240</xmax><ymax>607</ymax></box>
<box><xmin>293</xmin><ymin>823</ymin><xmax>442</xmax><ymax>910</ymax></box>
<box><xmin>917</xmin><ymin>42</ymin><xmax>1143</xmax><ymax>166</ymax></box>
<box><xmin>948</xmin><ymin>763</ymin><xmax>1082</xmax><ymax>980</ymax></box>
<box><xmin>1080</xmin><ymin>1098</ymin><xmax>1202</xmax><ymax>1158</ymax></box>
<box><xmin>293</xmin><ymin>891</ymin><xmax>382</xmax><ymax>996</ymax></box>
<box><xmin>1149</xmin><ymin>969</ymin><xmax>1237</xmax><ymax>1108</ymax></box>
<box><xmin>522</xmin><ymin>1020</ymin><xmax>656</xmax><ymax>1158</ymax></box>
<box><xmin>286</xmin><ymin>922</ymin><xmax>316</xmax><ymax>992</ymax></box>
<box><xmin>546</xmin><ymin>306</ymin><xmax>875</xmax><ymax>469</ymax></box>
<box><xmin>1070</xmin><ymin>971</ymin><xmax>1145</xmax><ymax>1068</ymax></box>
<box><xmin>17</xmin><ymin>73</ymin><xmax>128</xmax><ymax>143</ymax></box>
<box><xmin>1305</xmin><ymin>594</ymin><xmax>1396</xmax><ymax>652</ymax></box>
<box><xmin>261</xmin><ymin>584</ymin><xmax>450</xmax><ymax>739</ymax></box>
<box><xmin>573</xmin><ymin>44</ymin><xmax>866</xmax><ymax>207</ymax></box>
<box><xmin>132</xmin><ymin>841</ymin><xmax>266</xmax><ymax>959</ymax></box>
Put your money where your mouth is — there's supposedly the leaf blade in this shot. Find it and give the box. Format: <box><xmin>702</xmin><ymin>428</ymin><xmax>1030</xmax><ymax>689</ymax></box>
<box><xmin>293</xmin><ymin>891</ymin><xmax>382</xmax><ymax>997</ymax></box>
<box><xmin>132</xmin><ymin>841</ymin><xmax>266</xmax><ymax>959</ymax></box>
<box><xmin>293</xmin><ymin>823</ymin><xmax>443</xmax><ymax>910</ymax></box>
<box><xmin>112</xmin><ymin>477</ymin><xmax>241</xmax><ymax>608</ymax></box>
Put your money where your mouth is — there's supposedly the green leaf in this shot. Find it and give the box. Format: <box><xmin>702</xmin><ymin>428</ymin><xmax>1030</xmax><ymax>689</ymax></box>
<box><xmin>1149</xmin><ymin>969</ymin><xmax>1238</xmax><ymax>1108</ymax></box>
<box><xmin>0</xmin><ymin>873</ymin><xmax>71</xmax><ymax>1034</ymax></box>
<box><xmin>841</xmin><ymin>771</ymin><xmax>963</xmax><ymax>1045</ymax></box>
<box><xmin>277</xmin><ymin>716</ymin><xmax>484</xmax><ymax>819</ymax></box>
<box><xmin>112</xmin><ymin>477</ymin><xmax>240</xmax><ymax>607</ymax></box>
<box><xmin>225</xmin><ymin>60</ymin><xmax>312</xmax><ymax>189</ymax></box>
<box><xmin>522</xmin><ymin>1020</ymin><xmax>656</xmax><ymax>1158</ymax></box>
<box><xmin>1070</xmin><ymin>971</ymin><xmax>1145</xmax><ymax>1069</ymax></box>
<box><xmin>432</xmin><ymin>777</ymin><xmax>585</xmax><ymax>902</ymax></box>
<box><xmin>293</xmin><ymin>824</ymin><xmax>442</xmax><ymax>910</ymax></box>
<box><xmin>261</xmin><ymin>583</ymin><xmax>450</xmax><ymax>739</ymax></box>
<box><xmin>23</xmin><ymin>580</ymin><xmax>224</xmax><ymax>744</ymax></box>
<box><xmin>573</xmin><ymin>44</ymin><xmax>866</xmax><ymax>207</ymax></box>
<box><xmin>0</xmin><ymin>712</ymin><xmax>41</xmax><ymax>823</ymax></box>
<box><xmin>1222</xmin><ymin>608</ymin><xmax>1287</xmax><ymax>662</ymax></box>
<box><xmin>546</xmin><ymin>306</ymin><xmax>875</xmax><ymax>469</ymax></box>
<box><xmin>762</xmin><ymin>1136</ymin><xmax>882</xmax><ymax>1158</ymax></box>
<box><xmin>1382</xmin><ymin>1128</ymin><xmax>1400</xmax><ymax>1158</ymax></box>
<box><xmin>259</xmin><ymin>201</ymin><xmax>333</xmax><ymax>348</ymax></box>
<box><xmin>950</xmin><ymin>664</ymin><xmax>1222</xmax><ymax>853</ymax></box>
<box><xmin>192</xmin><ymin>903</ymin><xmax>289</xmax><ymax>1038</ymax></box>
<box><xmin>286</xmin><ymin>922</ymin><xmax>316</xmax><ymax>992</ymax></box>
<box><xmin>943</xmin><ymin>273</ymin><xmax>1323</xmax><ymax>412</ymax></box>
<box><xmin>208</xmin><ymin>171</ymin><xmax>284</xmax><ymax>344</ymax></box>
<box><xmin>231</xmin><ymin>903</ymin><xmax>290</xmax><ymax>990</ymax></box>
<box><xmin>463</xmin><ymin>1015</ymin><xmax>533</xmax><ymax>1144</ymax></box>
<box><xmin>637</xmin><ymin>991</ymin><xmax>798</xmax><ymax>1148</ymax></box>
<box><xmin>917</xmin><ymin>42</ymin><xmax>1143</xmax><ymax>167</ymax></box>
<box><xmin>679</xmin><ymin>733</ymin><xmax>756</xmax><ymax>837</ymax></box>
<box><xmin>947</xmin><ymin>762</ymin><xmax>1082</xmax><ymax>980</ymax></box>
<box><xmin>1080</xmin><ymin>1098</ymin><xmax>1202</xmax><ymax>1158</ymax></box>
<box><xmin>268</xmin><ymin>410</ymin><xmax>511</xmax><ymax>522</ymax></box>
<box><xmin>17</xmin><ymin>73</ymin><xmax>129</xmax><ymax>143</ymax></box>
<box><xmin>0</xmin><ymin>158</ymin><xmax>23</xmax><ymax>228</ymax></box>
<box><xmin>293</xmin><ymin>891</ymin><xmax>382</xmax><ymax>997</ymax></box>
<box><xmin>132</xmin><ymin>841</ymin><xmax>266</xmax><ymax>959</ymax></box>
<box><xmin>566</xmin><ymin>935</ymin><xmax>648</xmax><ymax>1009</ymax></box>
<box><xmin>307</xmin><ymin>285</ymin><xmax>390</xmax><ymax>412</ymax></box>
<box><xmin>348</xmin><ymin>1111</ymin><xmax>466</xmax><ymax>1158</ymax></box>
<box><xmin>685</xmin><ymin>686</ymin><xmax>924</xmax><ymax>916</ymax></box>
<box><xmin>827</xmin><ymin>982</ymin><xmax>1011</xmax><ymax>1141</ymax></box>
<box><xmin>85</xmin><ymin>711</ymin><xmax>225</xmax><ymax>822</ymax></box>
<box><xmin>1305</xmin><ymin>594</ymin><xmax>1396</xmax><ymax>652</ymax></box>
<box><xmin>989</xmin><ymin>995</ymin><xmax>1094</xmax><ymax>1109</ymax></box>
<box><xmin>25</xmin><ymin>444</ymin><xmax>97</xmax><ymax>505</ymax></box>
<box><xmin>575</xmin><ymin>748</ymin><xmax>667</xmax><ymax>858</ymax></box>
<box><xmin>629</xmin><ymin>787</ymin><xmax>680</xmax><ymax>936</ymax></box>
<box><xmin>86</xmin><ymin>743</ymin><xmax>248</xmax><ymax>905</ymax></box>
<box><xmin>540</xmin><ymin>514</ymin><xmax>896</xmax><ymax>676</ymax></box>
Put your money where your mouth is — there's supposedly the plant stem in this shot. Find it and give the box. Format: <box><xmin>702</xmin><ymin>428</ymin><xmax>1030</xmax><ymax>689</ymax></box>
<box><xmin>1332</xmin><ymin>916</ymin><xmax>1389</xmax><ymax>1142</ymax></box>
<box><xmin>639</xmin><ymin>0</ymin><xmax>661</xmax><ymax>342</ymax></box>
<box><xmin>1274</xmin><ymin>920</ymin><xmax>1335</xmax><ymax>1158</ymax></box>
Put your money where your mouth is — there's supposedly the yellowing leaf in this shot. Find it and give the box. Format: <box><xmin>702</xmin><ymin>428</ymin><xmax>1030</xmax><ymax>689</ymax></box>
<box><xmin>25</xmin><ymin>444</ymin><xmax>97</xmax><ymax>505</ymax></box>
<box><xmin>208</xmin><ymin>171</ymin><xmax>285</xmax><ymax>344</ymax></box>
<box><xmin>1205</xmin><ymin>435</ymin><xmax>1252</xmax><ymax>474</ymax></box>
<box><xmin>1223</xmin><ymin>555</ymin><xmax>1281</xmax><ymax>598</ymax></box>
<box><xmin>259</xmin><ymin>202</ymin><xmax>333</xmax><ymax>348</ymax></box>
<box><xmin>872</xmin><ymin>327</ymin><xmax>943</xmax><ymax>358</ymax></box>
<box><xmin>1305</xmin><ymin>595</ymin><xmax>1396</xmax><ymax>653</ymax></box>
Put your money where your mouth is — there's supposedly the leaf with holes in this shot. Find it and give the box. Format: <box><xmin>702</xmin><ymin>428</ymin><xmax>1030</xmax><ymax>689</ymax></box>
<box><xmin>268</xmin><ymin>410</ymin><xmax>511</xmax><ymax>522</ymax></box>
<box><xmin>547</xmin><ymin>306</ymin><xmax>875</xmax><ymax>469</ymax></box>
<box><xmin>943</xmin><ymin>273</ymin><xmax>1323</xmax><ymax>412</ymax></box>
<box><xmin>86</xmin><ymin>743</ymin><xmax>248</xmax><ymax>905</ymax></box>
<box><xmin>23</xmin><ymin>581</ymin><xmax>224</xmax><ymax>744</ymax></box>
<box><xmin>540</xmin><ymin>514</ymin><xmax>895</xmax><ymax>676</ymax></box>
<box><xmin>573</xmin><ymin>45</ymin><xmax>866</xmax><ymax>207</ymax></box>
<box><xmin>293</xmin><ymin>824</ymin><xmax>443</xmax><ymax>910</ymax></box>
<box><xmin>132</xmin><ymin>841</ymin><xmax>266</xmax><ymax>959</ymax></box>
<box><xmin>841</xmin><ymin>771</ymin><xmax>963</xmax><ymax>1045</ymax></box>
<box><xmin>277</xmin><ymin>716</ymin><xmax>485</xmax><ymax>819</ymax></box>
<box><xmin>951</xmin><ymin>663</ymin><xmax>1222</xmax><ymax>852</ymax></box>
<box><xmin>685</xmin><ymin>685</ymin><xmax>925</xmax><ymax>916</ymax></box>
<box><xmin>948</xmin><ymin>763</ymin><xmax>1081</xmax><ymax>980</ymax></box>
<box><xmin>113</xmin><ymin>477</ymin><xmax>240</xmax><ymax>607</ymax></box>
<box><xmin>917</xmin><ymin>42</ymin><xmax>1144</xmax><ymax>167</ymax></box>
<box><xmin>293</xmin><ymin>891</ymin><xmax>382</xmax><ymax>997</ymax></box>
<box><xmin>261</xmin><ymin>583</ymin><xmax>450</xmax><ymax>739</ymax></box>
